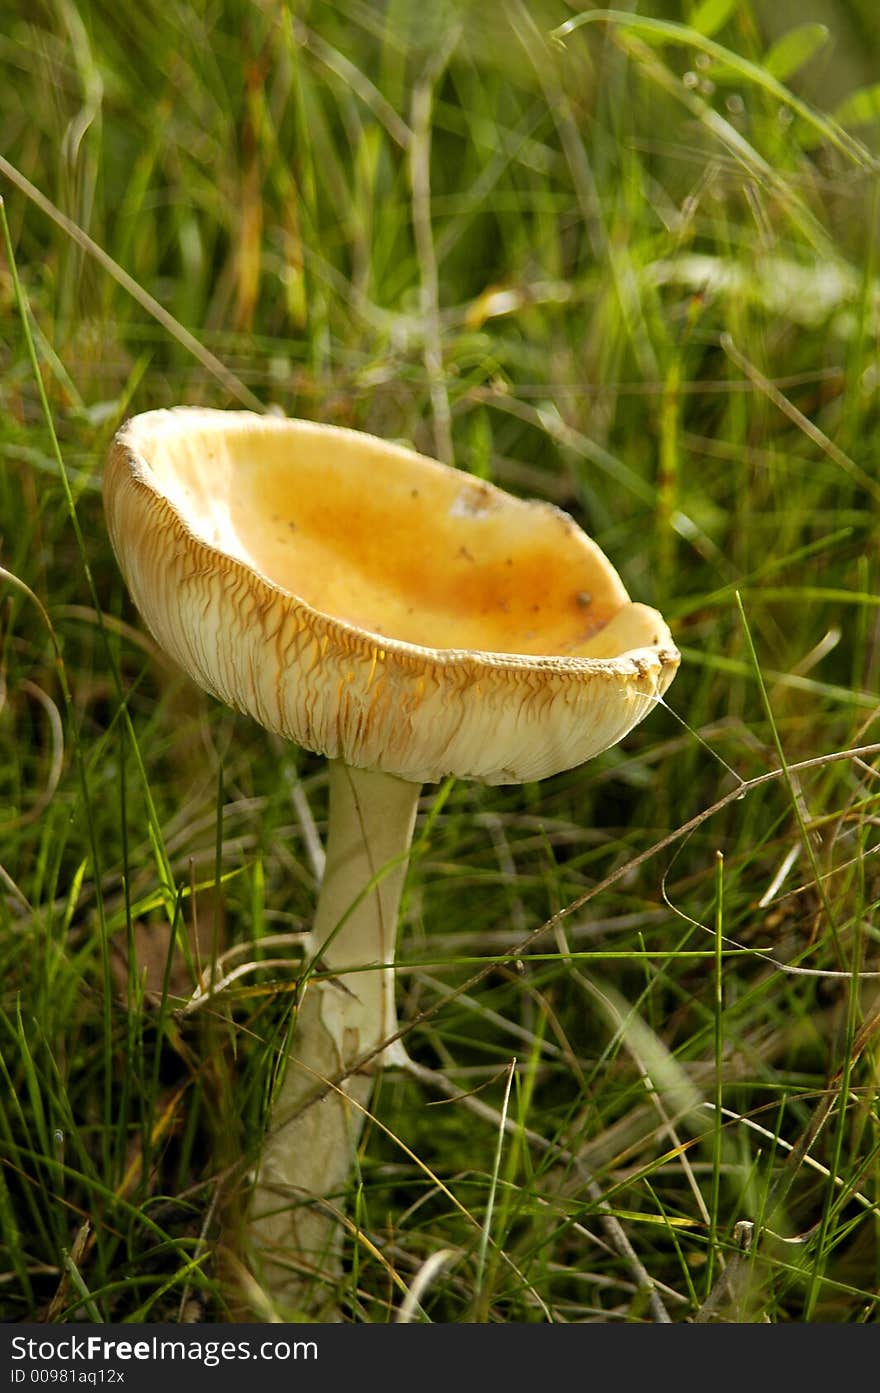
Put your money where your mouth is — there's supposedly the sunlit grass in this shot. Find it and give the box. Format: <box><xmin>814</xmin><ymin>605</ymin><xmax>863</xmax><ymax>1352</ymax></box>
<box><xmin>1</xmin><ymin>0</ymin><xmax>879</xmax><ymax>1323</ymax></box>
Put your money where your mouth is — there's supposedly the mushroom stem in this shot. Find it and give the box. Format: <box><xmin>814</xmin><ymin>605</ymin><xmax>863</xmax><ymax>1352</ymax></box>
<box><xmin>249</xmin><ymin>760</ymin><xmax>420</xmax><ymax>1314</ymax></box>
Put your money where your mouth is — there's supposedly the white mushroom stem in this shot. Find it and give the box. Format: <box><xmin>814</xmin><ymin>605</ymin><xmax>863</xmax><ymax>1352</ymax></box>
<box><xmin>249</xmin><ymin>760</ymin><xmax>420</xmax><ymax>1314</ymax></box>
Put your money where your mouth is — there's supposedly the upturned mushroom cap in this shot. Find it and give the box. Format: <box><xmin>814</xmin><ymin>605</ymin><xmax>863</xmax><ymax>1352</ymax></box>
<box><xmin>104</xmin><ymin>407</ymin><xmax>679</xmax><ymax>784</ymax></box>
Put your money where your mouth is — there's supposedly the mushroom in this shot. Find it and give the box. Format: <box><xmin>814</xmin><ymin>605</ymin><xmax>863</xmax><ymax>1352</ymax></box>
<box><xmin>103</xmin><ymin>406</ymin><xmax>680</xmax><ymax>1315</ymax></box>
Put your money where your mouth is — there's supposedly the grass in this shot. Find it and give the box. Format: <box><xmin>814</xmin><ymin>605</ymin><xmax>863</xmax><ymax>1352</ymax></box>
<box><xmin>1</xmin><ymin>0</ymin><xmax>879</xmax><ymax>1323</ymax></box>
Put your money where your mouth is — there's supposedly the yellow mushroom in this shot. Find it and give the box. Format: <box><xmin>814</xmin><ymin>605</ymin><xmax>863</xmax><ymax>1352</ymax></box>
<box><xmin>104</xmin><ymin>406</ymin><xmax>679</xmax><ymax>1313</ymax></box>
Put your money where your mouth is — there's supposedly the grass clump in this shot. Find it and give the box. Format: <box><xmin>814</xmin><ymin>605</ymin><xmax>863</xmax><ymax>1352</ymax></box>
<box><xmin>1</xmin><ymin>0</ymin><xmax>879</xmax><ymax>1322</ymax></box>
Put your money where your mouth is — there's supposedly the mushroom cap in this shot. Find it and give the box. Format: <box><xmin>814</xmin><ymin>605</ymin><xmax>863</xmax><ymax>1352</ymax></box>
<box><xmin>104</xmin><ymin>407</ymin><xmax>679</xmax><ymax>784</ymax></box>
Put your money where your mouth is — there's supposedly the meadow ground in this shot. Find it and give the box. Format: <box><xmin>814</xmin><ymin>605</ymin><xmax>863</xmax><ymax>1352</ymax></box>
<box><xmin>1</xmin><ymin>0</ymin><xmax>879</xmax><ymax>1322</ymax></box>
